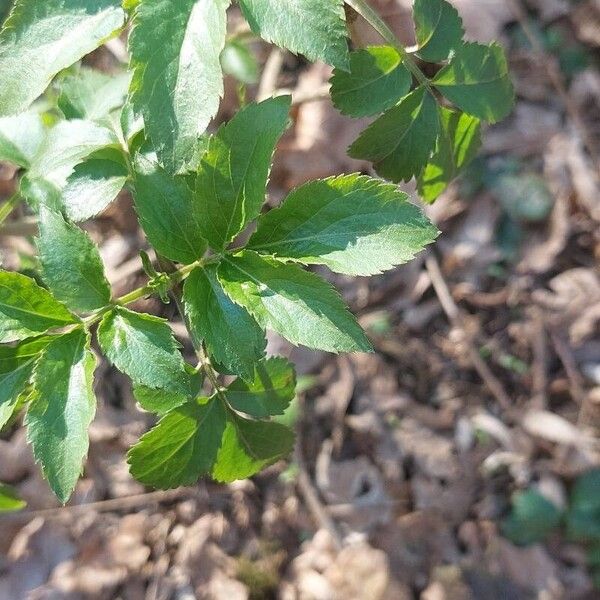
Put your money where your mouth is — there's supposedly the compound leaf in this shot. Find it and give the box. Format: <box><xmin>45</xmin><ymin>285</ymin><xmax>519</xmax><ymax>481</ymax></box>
<box><xmin>98</xmin><ymin>306</ymin><xmax>188</xmax><ymax>392</ymax></box>
<box><xmin>128</xmin><ymin>0</ymin><xmax>230</xmax><ymax>171</ymax></box>
<box><xmin>195</xmin><ymin>96</ymin><xmax>291</xmax><ymax>251</ymax></box>
<box><xmin>128</xmin><ymin>396</ymin><xmax>226</xmax><ymax>488</ymax></box>
<box><xmin>218</xmin><ymin>251</ymin><xmax>372</xmax><ymax>353</ymax></box>
<box><xmin>25</xmin><ymin>329</ymin><xmax>97</xmax><ymax>503</ymax></box>
<box><xmin>239</xmin><ymin>0</ymin><xmax>349</xmax><ymax>69</ymax></box>
<box><xmin>38</xmin><ymin>207</ymin><xmax>112</xmax><ymax>312</ymax></box>
<box><xmin>349</xmin><ymin>86</ymin><xmax>439</xmax><ymax>182</ymax></box>
<box><xmin>183</xmin><ymin>265</ymin><xmax>266</xmax><ymax>381</ymax></box>
<box><xmin>0</xmin><ymin>271</ymin><xmax>78</xmax><ymax>343</ymax></box>
<box><xmin>0</xmin><ymin>336</ymin><xmax>50</xmax><ymax>429</ymax></box>
<box><xmin>0</xmin><ymin>483</ymin><xmax>26</xmax><ymax>513</ymax></box>
<box><xmin>133</xmin><ymin>153</ymin><xmax>207</xmax><ymax>264</ymax></box>
<box><xmin>413</xmin><ymin>0</ymin><xmax>464</xmax><ymax>63</ymax></box>
<box><xmin>212</xmin><ymin>411</ymin><xmax>294</xmax><ymax>482</ymax></box>
<box><xmin>226</xmin><ymin>357</ymin><xmax>296</xmax><ymax>418</ymax></box>
<box><xmin>432</xmin><ymin>42</ymin><xmax>514</xmax><ymax>123</ymax></box>
<box><xmin>330</xmin><ymin>46</ymin><xmax>411</xmax><ymax>118</ymax></box>
<box><xmin>248</xmin><ymin>174</ymin><xmax>438</xmax><ymax>276</ymax></box>
<box><xmin>0</xmin><ymin>111</ymin><xmax>46</xmax><ymax>168</ymax></box>
<box><xmin>418</xmin><ymin>108</ymin><xmax>481</xmax><ymax>203</ymax></box>
<box><xmin>0</xmin><ymin>0</ymin><xmax>126</xmax><ymax>116</ymax></box>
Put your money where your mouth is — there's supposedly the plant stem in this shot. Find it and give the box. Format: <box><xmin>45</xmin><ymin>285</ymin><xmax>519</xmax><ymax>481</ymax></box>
<box><xmin>344</xmin><ymin>0</ymin><xmax>430</xmax><ymax>87</ymax></box>
<box><xmin>0</xmin><ymin>192</ymin><xmax>22</xmax><ymax>227</ymax></box>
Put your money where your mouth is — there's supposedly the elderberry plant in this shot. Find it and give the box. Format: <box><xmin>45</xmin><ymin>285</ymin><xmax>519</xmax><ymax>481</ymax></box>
<box><xmin>0</xmin><ymin>0</ymin><xmax>513</xmax><ymax>505</ymax></box>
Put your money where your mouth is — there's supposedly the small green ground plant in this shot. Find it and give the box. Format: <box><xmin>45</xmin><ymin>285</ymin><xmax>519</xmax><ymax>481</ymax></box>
<box><xmin>0</xmin><ymin>0</ymin><xmax>513</xmax><ymax>505</ymax></box>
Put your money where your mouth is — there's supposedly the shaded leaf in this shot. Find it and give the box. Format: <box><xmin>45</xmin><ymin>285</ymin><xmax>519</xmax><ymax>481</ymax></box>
<box><xmin>413</xmin><ymin>0</ymin><xmax>464</xmax><ymax>63</ymax></box>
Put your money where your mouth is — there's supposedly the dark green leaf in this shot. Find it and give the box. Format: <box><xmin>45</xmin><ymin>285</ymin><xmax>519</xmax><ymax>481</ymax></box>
<box><xmin>226</xmin><ymin>357</ymin><xmax>296</xmax><ymax>418</ymax></box>
<box><xmin>218</xmin><ymin>251</ymin><xmax>372</xmax><ymax>353</ymax></box>
<box><xmin>248</xmin><ymin>174</ymin><xmax>438</xmax><ymax>275</ymax></box>
<box><xmin>567</xmin><ymin>469</ymin><xmax>600</xmax><ymax>542</ymax></box>
<box><xmin>38</xmin><ymin>207</ymin><xmax>112</xmax><ymax>312</ymax></box>
<box><xmin>349</xmin><ymin>87</ymin><xmax>439</xmax><ymax>182</ymax></box>
<box><xmin>0</xmin><ymin>483</ymin><xmax>26</xmax><ymax>513</ymax></box>
<box><xmin>239</xmin><ymin>0</ymin><xmax>349</xmax><ymax>69</ymax></box>
<box><xmin>417</xmin><ymin>108</ymin><xmax>481</xmax><ymax>203</ymax></box>
<box><xmin>432</xmin><ymin>42</ymin><xmax>514</xmax><ymax>123</ymax></box>
<box><xmin>0</xmin><ymin>0</ymin><xmax>126</xmax><ymax>116</ymax></box>
<box><xmin>128</xmin><ymin>0</ymin><xmax>229</xmax><ymax>171</ymax></box>
<box><xmin>128</xmin><ymin>396</ymin><xmax>226</xmax><ymax>488</ymax></box>
<box><xmin>133</xmin><ymin>154</ymin><xmax>207</xmax><ymax>264</ymax></box>
<box><xmin>212</xmin><ymin>411</ymin><xmax>294</xmax><ymax>482</ymax></box>
<box><xmin>25</xmin><ymin>329</ymin><xmax>97</xmax><ymax>503</ymax></box>
<box><xmin>330</xmin><ymin>46</ymin><xmax>411</xmax><ymax>117</ymax></box>
<box><xmin>195</xmin><ymin>96</ymin><xmax>291</xmax><ymax>251</ymax></box>
<box><xmin>183</xmin><ymin>265</ymin><xmax>266</xmax><ymax>380</ymax></box>
<box><xmin>98</xmin><ymin>307</ymin><xmax>189</xmax><ymax>392</ymax></box>
<box><xmin>0</xmin><ymin>111</ymin><xmax>46</xmax><ymax>168</ymax></box>
<box><xmin>0</xmin><ymin>271</ymin><xmax>78</xmax><ymax>343</ymax></box>
<box><xmin>413</xmin><ymin>0</ymin><xmax>464</xmax><ymax>63</ymax></box>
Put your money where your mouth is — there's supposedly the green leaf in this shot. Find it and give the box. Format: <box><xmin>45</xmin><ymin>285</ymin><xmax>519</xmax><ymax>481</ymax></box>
<box><xmin>226</xmin><ymin>357</ymin><xmax>296</xmax><ymax>418</ymax></box>
<box><xmin>502</xmin><ymin>489</ymin><xmax>563</xmax><ymax>546</ymax></box>
<box><xmin>128</xmin><ymin>396</ymin><xmax>226</xmax><ymax>488</ymax></box>
<box><xmin>567</xmin><ymin>469</ymin><xmax>600</xmax><ymax>542</ymax></box>
<box><xmin>183</xmin><ymin>265</ymin><xmax>266</xmax><ymax>381</ymax></box>
<box><xmin>413</xmin><ymin>0</ymin><xmax>464</xmax><ymax>63</ymax></box>
<box><xmin>330</xmin><ymin>46</ymin><xmax>411</xmax><ymax>118</ymax></box>
<box><xmin>240</xmin><ymin>0</ymin><xmax>348</xmax><ymax>69</ymax></box>
<box><xmin>195</xmin><ymin>96</ymin><xmax>291</xmax><ymax>251</ymax></box>
<box><xmin>212</xmin><ymin>411</ymin><xmax>294</xmax><ymax>482</ymax></box>
<box><xmin>248</xmin><ymin>174</ymin><xmax>439</xmax><ymax>276</ymax></box>
<box><xmin>25</xmin><ymin>329</ymin><xmax>97</xmax><ymax>503</ymax></box>
<box><xmin>417</xmin><ymin>108</ymin><xmax>481</xmax><ymax>203</ymax></box>
<box><xmin>218</xmin><ymin>251</ymin><xmax>372</xmax><ymax>353</ymax></box>
<box><xmin>0</xmin><ymin>271</ymin><xmax>78</xmax><ymax>343</ymax></box>
<box><xmin>221</xmin><ymin>39</ymin><xmax>259</xmax><ymax>85</ymax></box>
<box><xmin>0</xmin><ymin>483</ymin><xmax>26</xmax><ymax>513</ymax></box>
<box><xmin>432</xmin><ymin>42</ymin><xmax>514</xmax><ymax>123</ymax></box>
<box><xmin>61</xmin><ymin>150</ymin><xmax>129</xmax><ymax>222</ymax></box>
<box><xmin>133</xmin><ymin>154</ymin><xmax>207</xmax><ymax>264</ymax></box>
<box><xmin>0</xmin><ymin>336</ymin><xmax>50</xmax><ymax>429</ymax></box>
<box><xmin>128</xmin><ymin>0</ymin><xmax>230</xmax><ymax>171</ymax></box>
<box><xmin>57</xmin><ymin>67</ymin><xmax>130</xmax><ymax>121</ymax></box>
<box><xmin>0</xmin><ymin>0</ymin><xmax>126</xmax><ymax>116</ymax></box>
<box><xmin>0</xmin><ymin>111</ymin><xmax>46</xmax><ymax>168</ymax></box>
<box><xmin>98</xmin><ymin>306</ymin><xmax>188</xmax><ymax>392</ymax></box>
<box><xmin>349</xmin><ymin>87</ymin><xmax>439</xmax><ymax>182</ymax></box>
<box><xmin>38</xmin><ymin>207</ymin><xmax>111</xmax><ymax>312</ymax></box>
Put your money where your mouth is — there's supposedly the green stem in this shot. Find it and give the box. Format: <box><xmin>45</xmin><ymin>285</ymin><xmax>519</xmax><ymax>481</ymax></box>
<box><xmin>0</xmin><ymin>193</ymin><xmax>22</xmax><ymax>227</ymax></box>
<box><xmin>344</xmin><ymin>0</ymin><xmax>430</xmax><ymax>87</ymax></box>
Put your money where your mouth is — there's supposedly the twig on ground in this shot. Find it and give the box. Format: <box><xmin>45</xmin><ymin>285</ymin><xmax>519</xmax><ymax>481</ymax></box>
<box><xmin>257</xmin><ymin>48</ymin><xmax>284</xmax><ymax>101</ymax></box>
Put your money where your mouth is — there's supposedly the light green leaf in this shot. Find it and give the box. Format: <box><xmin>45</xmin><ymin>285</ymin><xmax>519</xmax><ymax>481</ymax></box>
<box><xmin>25</xmin><ymin>329</ymin><xmax>97</xmax><ymax>503</ymax></box>
<box><xmin>98</xmin><ymin>306</ymin><xmax>188</xmax><ymax>392</ymax></box>
<box><xmin>133</xmin><ymin>154</ymin><xmax>207</xmax><ymax>264</ymax></box>
<box><xmin>0</xmin><ymin>336</ymin><xmax>50</xmax><ymax>429</ymax></box>
<box><xmin>418</xmin><ymin>108</ymin><xmax>481</xmax><ymax>203</ymax></box>
<box><xmin>221</xmin><ymin>39</ymin><xmax>259</xmax><ymax>85</ymax></box>
<box><xmin>432</xmin><ymin>42</ymin><xmax>514</xmax><ymax>123</ymax></box>
<box><xmin>0</xmin><ymin>111</ymin><xmax>46</xmax><ymax>168</ymax></box>
<box><xmin>57</xmin><ymin>67</ymin><xmax>130</xmax><ymax>121</ymax></box>
<box><xmin>0</xmin><ymin>0</ymin><xmax>126</xmax><ymax>116</ymax></box>
<box><xmin>0</xmin><ymin>483</ymin><xmax>26</xmax><ymax>513</ymax></box>
<box><xmin>212</xmin><ymin>411</ymin><xmax>295</xmax><ymax>482</ymax></box>
<box><xmin>413</xmin><ymin>0</ymin><xmax>464</xmax><ymax>63</ymax></box>
<box><xmin>239</xmin><ymin>0</ymin><xmax>349</xmax><ymax>69</ymax></box>
<box><xmin>128</xmin><ymin>396</ymin><xmax>226</xmax><ymax>488</ymax></box>
<box><xmin>349</xmin><ymin>86</ymin><xmax>439</xmax><ymax>183</ymax></box>
<box><xmin>330</xmin><ymin>46</ymin><xmax>411</xmax><ymax>117</ymax></box>
<box><xmin>61</xmin><ymin>150</ymin><xmax>129</xmax><ymax>222</ymax></box>
<box><xmin>218</xmin><ymin>251</ymin><xmax>372</xmax><ymax>353</ymax></box>
<box><xmin>37</xmin><ymin>207</ymin><xmax>111</xmax><ymax>312</ymax></box>
<box><xmin>248</xmin><ymin>174</ymin><xmax>438</xmax><ymax>276</ymax></box>
<box><xmin>195</xmin><ymin>96</ymin><xmax>291</xmax><ymax>251</ymax></box>
<box><xmin>128</xmin><ymin>0</ymin><xmax>230</xmax><ymax>171</ymax></box>
<box><xmin>226</xmin><ymin>357</ymin><xmax>296</xmax><ymax>418</ymax></box>
<box><xmin>0</xmin><ymin>271</ymin><xmax>78</xmax><ymax>343</ymax></box>
<box><xmin>183</xmin><ymin>265</ymin><xmax>266</xmax><ymax>381</ymax></box>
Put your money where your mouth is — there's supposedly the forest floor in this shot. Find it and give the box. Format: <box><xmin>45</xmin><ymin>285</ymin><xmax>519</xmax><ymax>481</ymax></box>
<box><xmin>1</xmin><ymin>1</ymin><xmax>599</xmax><ymax>599</ymax></box>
